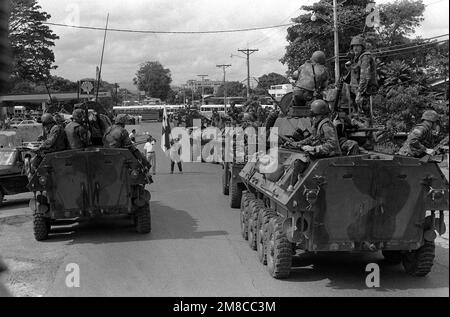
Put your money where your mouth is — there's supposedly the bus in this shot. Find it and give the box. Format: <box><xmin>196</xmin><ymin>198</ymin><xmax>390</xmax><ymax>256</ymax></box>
<box><xmin>199</xmin><ymin>105</ymin><xmax>226</xmax><ymax>118</ymax></box>
<box><xmin>113</xmin><ymin>105</ymin><xmax>160</xmax><ymax>122</ymax></box>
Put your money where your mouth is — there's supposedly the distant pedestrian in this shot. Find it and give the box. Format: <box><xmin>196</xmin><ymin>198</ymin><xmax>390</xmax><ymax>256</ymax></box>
<box><xmin>129</xmin><ymin>129</ymin><xmax>137</xmax><ymax>143</ymax></box>
<box><xmin>169</xmin><ymin>137</ymin><xmax>182</xmax><ymax>174</ymax></box>
<box><xmin>144</xmin><ymin>135</ymin><xmax>156</xmax><ymax>175</ymax></box>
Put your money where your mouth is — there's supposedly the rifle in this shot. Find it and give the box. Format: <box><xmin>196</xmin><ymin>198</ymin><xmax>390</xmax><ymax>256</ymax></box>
<box><xmin>420</xmin><ymin>135</ymin><xmax>449</xmax><ymax>163</ymax></box>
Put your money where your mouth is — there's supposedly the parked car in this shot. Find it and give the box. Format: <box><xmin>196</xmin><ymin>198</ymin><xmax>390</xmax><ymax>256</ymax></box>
<box><xmin>0</xmin><ymin>146</ymin><xmax>35</xmax><ymax>205</ymax></box>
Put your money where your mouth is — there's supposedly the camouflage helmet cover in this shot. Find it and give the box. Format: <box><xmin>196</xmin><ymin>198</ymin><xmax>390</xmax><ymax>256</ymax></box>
<box><xmin>310</xmin><ymin>99</ymin><xmax>330</xmax><ymax>115</ymax></box>
<box><xmin>72</xmin><ymin>109</ymin><xmax>85</xmax><ymax>122</ymax></box>
<box><xmin>421</xmin><ymin>110</ymin><xmax>440</xmax><ymax>123</ymax></box>
<box><xmin>41</xmin><ymin>113</ymin><xmax>55</xmax><ymax>125</ymax></box>
<box><xmin>350</xmin><ymin>35</ymin><xmax>366</xmax><ymax>49</ymax></box>
<box><xmin>311</xmin><ymin>51</ymin><xmax>326</xmax><ymax>65</ymax></box>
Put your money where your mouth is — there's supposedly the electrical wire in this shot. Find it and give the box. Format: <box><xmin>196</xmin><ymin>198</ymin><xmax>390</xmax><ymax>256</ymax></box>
<box><xmin>43</xmin><ymin>21</ymin><xmax>295</xmax><ymax>34</ymax></box>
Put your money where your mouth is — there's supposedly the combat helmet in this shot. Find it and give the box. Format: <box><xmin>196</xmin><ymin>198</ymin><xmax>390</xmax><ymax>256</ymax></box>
<box><xmin>72</xmin><ymin>109</ymin><xmax>85</xmax><ymax>123</ymax></box>
<box><xmin>41</xmin><ymin>113</ymin><xmax>55</xmax><ymax>126</ymax></box>
<box><xmin>421</xmin><ymin>110</ymin><xmax>440</xmax><ymax>123</ymax></box>
<box><xmin>311</xmin><ymin>51</ymin><xmax>326</xmax><ymax>65</ymax></box>
<box><xmin>310</xmin><ymin>99</ymin><xmax>330</xmax><ymax>115</ymax></box>
<box><xmin>115</xmin><ymin>114</ymin><xmax>128</xmax><ymax>125</ymax></box>
<box><xmin>350</xmin><ymin>35</ymin><xmax>366</xmax><ymax>49</ymax></box>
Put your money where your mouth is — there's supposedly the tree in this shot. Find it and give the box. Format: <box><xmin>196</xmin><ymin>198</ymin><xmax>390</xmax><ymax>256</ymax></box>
<box><xmin>133</xmin><ymin>61</ymin><xmax>172</xmax><ymax>101</ymax></box>
<box><xmin>281</xmin><ymin>0</ymin><xmax>426</xmax><ymax>79</ymax></box>
<box><xmin>255</xmin><ymin>73</ymin><xmax>289</xmax><ymax>94</ymax></box>
<box><xmin>281</xmin><ymin>0</ymin><xmax>371</xmax><ymax>77</ymax></box>
<box><xmin>216</xmin><ymin>81</ymin><xmax>246</xmax><ymax>97</ymax></box>
<box><xmin>8</xmin><ymin>0</ymin><xmax>59</xmax><ymax>82</ymax></box>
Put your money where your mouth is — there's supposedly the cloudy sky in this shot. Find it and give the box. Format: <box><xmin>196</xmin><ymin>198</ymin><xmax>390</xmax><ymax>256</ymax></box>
<box><xmin>38</xmin><ymin>0</ymin><xmax>449</xmax><ymax>91</ymax></box>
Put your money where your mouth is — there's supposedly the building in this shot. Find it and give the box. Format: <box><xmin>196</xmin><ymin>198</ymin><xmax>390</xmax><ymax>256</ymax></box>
<box><xmin>268</xmin><ymin>84</ymin><xmax>293</xmax><ymax>101</ymax></box>
<box><xmin>185</xmin><ymin>79</ymin><xmax>223</xmax><ymax>95</ymax></box>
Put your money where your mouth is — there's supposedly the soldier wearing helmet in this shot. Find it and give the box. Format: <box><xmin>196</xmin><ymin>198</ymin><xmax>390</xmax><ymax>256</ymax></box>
<box><xmin>65</xmin><ymin>109</ymin><xmax>90</xmax><ymax>149</ymax></box>
<box><xmin>103</xmin><ymin>114</ymin><xmax>151</xmax><ymax>169</ymax></box>
<box><xmin>398</xmin><ymin>110</ymin><xmax>441</xmax><ymax>157</ymax></box>
<box><xmin>38</xmin><ymin>113</ymin><xmax>67</xmax><ymax>153</ymax></box>
<box><xmin>347</xmin><ymin>35</ymin><xmax>378</xmax><ymax>114</ymax></box>
<box><xmin>287</xmin><ymin>100</ymin><xmax>341</xmax><ymax>191</ymax></box>
<box><xmin>291</xmin><ymin>51</ymin><xmax>330</xmax><ymax>111</ymax></box>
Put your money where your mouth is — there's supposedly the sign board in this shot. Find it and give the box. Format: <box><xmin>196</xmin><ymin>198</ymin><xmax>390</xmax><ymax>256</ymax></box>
<box><xmin>79</xmin><ymin>80</ymin><xmax>95</xmax><ymax>95</ymax></box>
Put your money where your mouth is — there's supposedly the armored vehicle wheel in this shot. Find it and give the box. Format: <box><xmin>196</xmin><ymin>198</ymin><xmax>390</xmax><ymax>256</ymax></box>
<box><xmin>240</xmin><ymin>192</ymin><xmax>254</xmax><ymax>240</ymax></box>
<box><xmin>402</xmin><ymin>241</ymin><xmax>435</xmax><ymax>277</ymax></box>
<box><xmin>33</xmin><ymin>212</ymin><xmax>50</xmax><ymax>241</ymax></box>
<box><xmin>135</xmin><ymin>204</ymin><xmax>151</xmax><ymax>234</ymax></box>
<box><xmin>265</xmin><ymin>217</ymin><xmax>292</xmax><ymax>279</ymax></box>
<box><xmin>257</xmin><ymin>208</ymin><xmax>276</xmax><ymax>265</ymax></box>
<box><xmin>248</xmin><ymin>201</ymin><xmax>264</xmax><ymax>251</ymax></box>
<box><xmin>222</xmin><ymin>164</ymin><xmax>229</xmax><ymax>195</ymax></box>
<box><xmin>229</xmin><ymin>175</ymin><xmax>242</xmax><ymax>209</ymax></box>
<box><xmin>382</xmin><ymin>250</ymin><xmax>402</xmax><ymax>264</ymax></box>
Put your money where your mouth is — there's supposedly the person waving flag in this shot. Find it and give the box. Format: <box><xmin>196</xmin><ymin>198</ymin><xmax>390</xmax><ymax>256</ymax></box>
<box><xmin>161</xmin><ymin>106</ymin><xmax>171</xmax><ymax>152</ymax></box>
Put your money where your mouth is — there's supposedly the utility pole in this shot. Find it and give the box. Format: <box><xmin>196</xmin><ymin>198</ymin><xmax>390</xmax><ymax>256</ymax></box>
<box><xmin>333</xmin><ymin>0</ymin><xmax>340</xmax><ymax>82</ymax></box>
<box><xmin>216</xmin><ymin>64</ymin><xmax>231</xmax><ymax>110</ymax></box>
<box><xmin>197</xmin><ymin>74</ymin><xmax>208</xmax><ymax>106</ymax></box>
<box><xmin>238</xmin><ymin>48</ymin><xmax>258</xmax><ymax>99</ymax></box>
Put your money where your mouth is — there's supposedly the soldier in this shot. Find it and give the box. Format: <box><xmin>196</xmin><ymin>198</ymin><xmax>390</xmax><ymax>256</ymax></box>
<box><xmin>103</xmin><ymin>114</ymin><xmax>151</xmax><ymax>169</ymax></box>
<box><xmin>288</xmin><ymin>100</ymin><xmax>341</xmax><ymax>191</ymax></box>
<box><xmin>397</xmin><ymin>110</ymin><xmax>441</xmax><ymax>158</ymax></box>
<box><xmin>65</xmin><ymin>109</ymin><xmax>90</xmax><ymax>149</ymax></box>
<box><xmin>347</xmin><ymin>35</ymin><xmax>378</xmax><ymax>114</ymax></box>
<box><xmin>32</xmin><ymin>113</ymin><xmax>67</xmax><ymax>171</ymax></box>
<box><xmin>89</xmin><ymin>110</ymin><xmax>112</xmax><ymax>146</ymax></box>
<box><xmin>291</xmin><ymin>51</ymin><xmax>329</xmax><ymax>109</ymax></box>
<box><xmin>211</xmin><ymin>108</ymin><xmax>220</xmax><ymax>127</ymax></box>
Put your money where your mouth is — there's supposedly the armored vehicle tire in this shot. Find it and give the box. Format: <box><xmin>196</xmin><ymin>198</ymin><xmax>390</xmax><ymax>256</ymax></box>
<box><xmin>229</xmin><ymin>176</ymin><xmax>242</xmax><ymax>209</ymax></box>
<box><xmin>402</xmin><ymin>241</ymin><xmax>435</xmax><ymax>277</ymax></box>
<box><xmin>265</xmin><ymin>217</ymin><xmax>292</xmax><ymax>279</ymax></box>
<box><xmin>135</xmin><ymin>204</ymin><xmax>151</xmax><ymax>234</ymax></box>
<box><xmin>240</xmin><ymin>192</ymin><xmax>254</xmax><ymax>240</ymax></box>
<box><xmin>33</xmin><ymin>212</ymin><xmax>50</xmax><ymax>241</ymax></box>
<box><xmin>222</xmin><ymin>164</ymin><xmax>229</xmax><ymax>195</ymax></box>
<box><xmin>247</xmin><ymin>200</ymin><xmax>264</xmax><ymax>251</ymax></box>
<box><xmin>382</xmin><ymin>250</ymin><xmax>402</xmax><ymax>264</ymax></box>
<box><xmin>257</xmin><ymin>208</ymin><xmax>276</xmax><ymax>265</ymax></box>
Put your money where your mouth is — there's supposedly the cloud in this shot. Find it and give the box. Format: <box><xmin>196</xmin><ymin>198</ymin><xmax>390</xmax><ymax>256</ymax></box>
<box><xmin>38</xmin><ymin>0</ymin><xmax>449</xmax><ymax>89</ymax></box>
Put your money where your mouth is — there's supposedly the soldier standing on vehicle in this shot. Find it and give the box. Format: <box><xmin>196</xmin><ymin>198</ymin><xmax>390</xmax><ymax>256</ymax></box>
<box><xmin>103</xmin><ymin>114</ymin><xmax>151</xmax><ymax>169</ymax></box>
<box><xmin>288</xmin><ymin>100</ymin><xmax>341</xmax><ymax>191</ymax></box>
<box><xmin>291</xmin><ymin>51</ymin><xmax>329</xmax><ymax>109</ymax></box>
<box><xmin>347</xmin><ymin>35</ymin><xmax>378</xmax><ymax>114</ymax></box>
<box><xmin>397</xmin><ymin>110</ymin><xmax>441</xmax><ymax>158</ymax></box>
<box><xmin>65</xmin><ymin>109</ymin><xmax>90</xmax><ymax>149</ymax></box>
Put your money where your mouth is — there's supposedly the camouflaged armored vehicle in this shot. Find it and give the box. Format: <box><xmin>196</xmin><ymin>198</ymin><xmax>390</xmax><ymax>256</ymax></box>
<box><xmin>28</xmin><ymin>147</ymin><xmax>152</xmax><ymax>241</ymax></box>
<box><xmin>237</xmin><ymin>93</ymin><xmax>448</xmax><ymax>279</ymax></box>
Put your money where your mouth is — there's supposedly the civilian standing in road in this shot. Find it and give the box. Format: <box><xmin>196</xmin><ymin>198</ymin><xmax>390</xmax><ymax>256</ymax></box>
<box><xmin>144</xmin><ymin>135</ymin><xmax>157</xmax><ymax>175</ymax></box>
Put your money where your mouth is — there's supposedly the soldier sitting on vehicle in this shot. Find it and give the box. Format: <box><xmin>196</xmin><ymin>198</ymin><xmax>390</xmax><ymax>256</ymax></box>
<box><xmin>32</xmin><ymin>113</ymin><xmax>67</xmax><ymax>172</ymax></box>
<box><xmin>291</xmin><ymin>51</ymin><xmax>329</xmax><ymax>112</ymax></box>
<box><xmin>397</xmin><ymin>110</ymin><xmax>441</xmax><ymax>158</ymax></box>
<box><xmin>65</xmin><ymin>109</ymin><xmax>90</xmax><ymax>149</ymax></box>
<box><xmin>103</xmin><ymin>114</ymin><xmax>151</xmax><ymax>170</ymax></box>
<box><xmin>287</xmin><ymin>100</ymin><xmax>341</xmax><ymax>191</ymax></box>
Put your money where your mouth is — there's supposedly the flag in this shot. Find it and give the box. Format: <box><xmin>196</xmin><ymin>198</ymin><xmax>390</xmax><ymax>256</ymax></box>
<box><xmin>161</xmin><ymin>106</ymin><xmax>171</xmax><ymax>152</ymax></box>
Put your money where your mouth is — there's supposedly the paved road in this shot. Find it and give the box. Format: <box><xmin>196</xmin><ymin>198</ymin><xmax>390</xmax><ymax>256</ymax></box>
<box><xmin>0</xmin><ymin>122</ymin><xmax>448</xmax><ymax>297</ymax></box>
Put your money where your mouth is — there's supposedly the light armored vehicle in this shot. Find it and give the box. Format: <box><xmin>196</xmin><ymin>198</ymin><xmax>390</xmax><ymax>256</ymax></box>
<box><xmin>28</xmin><ymin>147</ymin><xmax>152</xmax><ymax>241</ymax></box>
<box><xmin>238</xmin><ymin>94</ymin><xmax>448</xmax><ymax>279</ymax></box>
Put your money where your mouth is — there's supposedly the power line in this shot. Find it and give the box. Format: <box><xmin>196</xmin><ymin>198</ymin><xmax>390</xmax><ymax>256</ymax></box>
<box><xmin>43</xmin><ymin>22</ymin><xmax>295</xmax><ymax>34</ymax></box>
